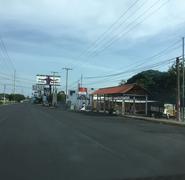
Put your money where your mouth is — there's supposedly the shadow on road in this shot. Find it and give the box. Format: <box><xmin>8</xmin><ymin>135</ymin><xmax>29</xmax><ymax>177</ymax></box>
<box><xmin>75</xmin><ymin>111</ymin><xmax>117</xmax><ymax>117</ymax></box>
<box><xmin>115</xmin><ymin>174</ymin><xmax>185</xmax><ymax>180</ymax></box>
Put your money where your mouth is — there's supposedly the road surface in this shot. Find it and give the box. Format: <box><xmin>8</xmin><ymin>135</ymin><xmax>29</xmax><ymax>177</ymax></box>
<box><xmin>0</xmin><ymin>103</ymin><xmax>185</xmax><ymax>180</ymax></box>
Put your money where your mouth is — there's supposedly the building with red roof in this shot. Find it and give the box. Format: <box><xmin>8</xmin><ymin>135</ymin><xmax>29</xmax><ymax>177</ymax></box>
<box><xmin>93</xmin><ymin>83</ymin><xmax>148</xmax><ymax>96</ymax></box>
<box><xmin>92</xmin><ymin>83</ymin><xmax>149</xmax><ymax>115</ymax></box>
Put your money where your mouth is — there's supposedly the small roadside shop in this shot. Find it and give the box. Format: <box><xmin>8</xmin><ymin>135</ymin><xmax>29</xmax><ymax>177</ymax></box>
<box><xmin>92</xmin><ymin>83</ymin><xmax>150</xmax><ymax>115</ymax></box>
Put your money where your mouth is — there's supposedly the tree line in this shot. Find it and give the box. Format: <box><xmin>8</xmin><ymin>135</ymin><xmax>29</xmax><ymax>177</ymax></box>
<box><xmin>0</xmin><ymin>93</ymin><xmax>25</xmax><ymax>103</ymax></box>
<box><xmin>121</xmin><ymin>62</ymin><xmax>182</xmax><ymax>104</ymax></box>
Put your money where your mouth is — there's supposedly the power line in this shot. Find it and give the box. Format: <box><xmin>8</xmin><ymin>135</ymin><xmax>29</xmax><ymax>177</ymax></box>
<box><xmin>73</xmin><ymin>0</ymin><xmax>169</xmax><ymax>71</ymax></box>
<box><xmin>71</xmin><ymin>32</ymin><xmax>182</xmax><ymax>87</ymax></box>
<box><xmin>70</xmin><ymin>39</ymin><xmax>179</xmax><ymax>88</ymax></box>
<box><xmin>84</xmin><ymin>43</ymin><xmax>179</xmax><ymax>80</ymax></box>
<box><xmin>0</xmin><ymin>36</ymin><xmax>16</xmax><ymax>94</ymax></box>
<box><xmin>82</xmin><ymin>57</ymin><xmax>177</xmax><ymax>86</ymax></box>
<box><xmin>0</xmin><ymin>71</ymin><xmax>35</xmax><ymax>83</ymax></box>
<box><xmin>74</xmin><ymin>0</ymin><xmax>141</xmax><ymax>58</ymax></box>
<box><xmin>124</xmin><ymin>42</ymin><xmax>181</xmax><ymax>73</ymax></box>
<box><xmin>0</xmin><ymin>83</ymin><xmax>31</xmax><ymax>89</ymax></box>
<box><xmin>80</xmin><ymin>0</ymin><xmax>146</xmax><ymax>58</ymax></box>
<box><xmin>88</xmin><ymin>0</ymin><xmax>169</xmax><ymax>59</ymax></box>
<box><xmin>70</xmin><ymin>35</ymin><xmax>180</xmax><ymax>89</ymax></box>
<box><xmin>0</xmin><ymin>43</ymin><xmax>13</xmax><ymax>73</ymax></box>
<box><xmin>0</xmin><ymin>37</ymin><xmax>15</xmax><ymax>71</ymax></box>
<box><xmin>68</xmin><ymin>80</ymin><xmax>79</xmax><ymax>89</ymax></box>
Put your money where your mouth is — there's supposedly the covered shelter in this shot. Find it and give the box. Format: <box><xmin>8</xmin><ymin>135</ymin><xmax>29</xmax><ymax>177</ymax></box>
<box><xmin>92</xmin><ymin>83</ymin><xmax>149</xmax><ymax>115</ymax></box>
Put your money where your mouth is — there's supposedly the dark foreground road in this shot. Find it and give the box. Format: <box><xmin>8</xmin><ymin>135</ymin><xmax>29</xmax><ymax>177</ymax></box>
<box><xmin>0</xmin><ymin>103</ymin><xmax>185</xmax><ymax>180</ymax></box>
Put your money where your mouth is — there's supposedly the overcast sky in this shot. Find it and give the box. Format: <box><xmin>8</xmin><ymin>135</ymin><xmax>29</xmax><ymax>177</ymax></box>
<box><xmin>0</xmin><ymin>0</ymin><xmax>185</xmax><ymax>95</ymax></box>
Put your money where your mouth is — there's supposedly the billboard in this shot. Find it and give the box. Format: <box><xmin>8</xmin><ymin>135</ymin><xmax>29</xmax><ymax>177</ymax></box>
<box><xmin>36</xmin><ymin>75</ymin><xmax>61</xmax><ymax>86</ymax></box>
<box><xmin>32</xmin><ymin>84</ymin><xmax>45</xmax><ymax>91</ymax></box>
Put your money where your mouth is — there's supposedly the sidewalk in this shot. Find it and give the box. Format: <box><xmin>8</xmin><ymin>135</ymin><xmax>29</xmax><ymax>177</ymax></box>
<box><xmin>124</xmin><ymin>114</ymin><xmax>185</xmax><ymax>127</ymax></box>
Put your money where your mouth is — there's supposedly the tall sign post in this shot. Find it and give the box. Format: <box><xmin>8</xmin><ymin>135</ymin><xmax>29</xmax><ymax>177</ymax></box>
<box><xmin>35</xmin><ymin>74</ymin><xmax>61</xmax><ymax>106</ymax></box>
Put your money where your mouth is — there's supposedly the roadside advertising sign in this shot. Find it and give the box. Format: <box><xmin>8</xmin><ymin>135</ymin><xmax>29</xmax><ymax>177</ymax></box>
<box><xmin>32</xmin><ymin>84</ymin><xmax>45</xmax><ymax>91</ymax></box>
<box><xmin>78</xmin><ymin>87</ymin><xmax>87</xmax><ymax>95</ymax></box>
<box><xmin>36</xmin><ymin>75</ymin><xmax>61</xmax><ymax>86</ymax></box>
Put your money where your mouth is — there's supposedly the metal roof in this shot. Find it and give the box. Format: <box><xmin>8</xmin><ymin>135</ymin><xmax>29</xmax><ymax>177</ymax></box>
<box><xmin>92</xmin><ymin>83</ymin><xmax>148</xmax><ymax>95</ymax></box>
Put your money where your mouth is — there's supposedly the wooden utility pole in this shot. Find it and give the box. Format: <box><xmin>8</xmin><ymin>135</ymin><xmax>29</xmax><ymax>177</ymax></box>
<box><xmin>13</xmin><ymin>70</ymin><xmax>16</xmax><ymax>102</ymax></box>
<box><xmin>51</xmin><ymin>71</ymin><xmax>58</xmax><ymax>106</ymax></box>
<box><xmin>81</xmin><ymin>74</ymin><xmax>83</xmax><ymax>87</ymax></box>
<box><xmin>3</xmin><ymin>84</ymin><xmax>6</xmax><ymax>104</ymax></box>
<box><xmin>51</xmin><ymin>71</ymin><xmax>58</xmax><ymax>92</ymax></box>
<box><xmin>176</xmin><ymin>57</ymin><xmax>181</xmax><ymax>121</ymax></box>
<box><xmin>63</xmin><ymin>67</ymin><xmax>72</xmax><ymax>104</ymax></box>
<box><xmin>122</xmin><ymin>95</ymin><xmax>125</xmax><ymax>115</ymax></box>
<box><xmin>182</xmin><ymin>37</ymin><xmax>185</xmax><ymax>121</ymax></box>
<box><xmin>13</xmin><ymin>70</ymin><xmax>16</xmax><ymax>94</ymax></box>
<box><xmin>145</xmin><ymin>95</ymin><xmax>148</xmax><ymax>116</ymax></box>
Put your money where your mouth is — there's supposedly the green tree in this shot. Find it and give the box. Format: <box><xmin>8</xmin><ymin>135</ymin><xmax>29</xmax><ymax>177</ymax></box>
<box><xmin>8</xmin><ymin>94</ymin><xmax>25</xmax><ymax>102</ymax></box>
<box><xmin>125</xmin><ymin>69</ymin><xmax>177</xmax><ymax>104</ymax></box>
<box><xmin>57</xmin><ymin>91</ymin><xmax>66</xmax><ymax>103</ymax></box>
<box><xmin>0</xmin><ymin>93</ymin><xmax>9</xmax><ymax>100</ymax></box>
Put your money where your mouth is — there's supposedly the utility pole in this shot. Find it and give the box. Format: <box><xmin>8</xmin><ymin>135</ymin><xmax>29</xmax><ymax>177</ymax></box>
<box><xmin>3</xmin><ymin>84</ymin><xmax>6</xmax><ymax>104</ymax></box>
<box><xmin>176</xmin><ymin>57</ymin><xmax>181</xmax><ymax>121</ymax></box>
<box><xmin>13</xmin><ymin>70</ymin><xmax>16</xmax><ymax>102</ymax></box>
<box><xmin>63</xmin><ymin>67</ymin><xmax>72</xmax><ymax>104</ymax></box>
<box><xmin>51</xmin><ymin>72</ymin><xmax>58</xmax><ymax>92</ymax></box>
<box><xmin>13</xmin><ymin>70</ymin><xmax>16</xmax><ymax>95</ymax></box>
<box><xmin>78</xmin><ymin>80</ymin><xmax>80</xmax><ymax>90</ymax></box>
<box><xmin>51</xmin><ymin>71</ymin><xmax>58</xmax><ymax>106</ymax></box>
<box><xmin>182</xmin><ymin>37</ymin><xmax>185</xmax><ymax>121</ymax></box>
<box><xmin>81</xmin><ymin>74</ymin><xmax>83</xmax><ymax>87</ymax></box>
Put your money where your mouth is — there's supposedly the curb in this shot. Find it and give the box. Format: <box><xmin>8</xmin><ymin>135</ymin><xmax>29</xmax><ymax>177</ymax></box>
<box><xmin>123</xmin><ymin>115</ymin><xmax>185</xmax><ymax>127</ymax></box>
<box><xmin>0</xmin><ymin>103</ymin><xmax>19</xmax><ymax>107</ymax></box>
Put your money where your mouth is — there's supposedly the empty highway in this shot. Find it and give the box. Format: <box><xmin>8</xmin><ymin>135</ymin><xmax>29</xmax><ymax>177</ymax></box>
<box><xmin>0</xmin><ymin>103</ymin><xmax>185</xmax><ymax>180</ymax></box>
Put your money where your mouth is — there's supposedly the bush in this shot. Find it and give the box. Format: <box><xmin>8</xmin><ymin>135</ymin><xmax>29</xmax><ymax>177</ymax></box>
<box><xmin>8</xmin><ymin>94</ymin><xmax>25</xmax><ymax>102</ymax></box>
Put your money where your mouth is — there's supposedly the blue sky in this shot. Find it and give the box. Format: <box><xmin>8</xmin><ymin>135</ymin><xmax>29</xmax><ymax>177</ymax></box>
<box><xmin>0</xmin><ymin>0</ymin><xmax>185</xmax><ymax>95</ymax></box>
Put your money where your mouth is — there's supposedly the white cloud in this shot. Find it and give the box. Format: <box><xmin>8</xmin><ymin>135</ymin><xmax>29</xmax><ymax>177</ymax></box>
<box><xmin>1</xmin><ymin>0</ymin><xmax>185</xmax><ymax>92</ymax></box>
<box><xmin>0</xmin><ymin>0</ymin><xmax>185</xmax><ymax>37</ymax></box>
<box><xmin>1</xmin><ymin>0</ymin><xmax>185</xmax><ymax>43</ymax></box>
<box><xmin>0</xmin><ymin>0</ymin><xmax>131</xmax><ymax>39</ymax></box>
<box><xmin>125</xmin><ymin>0</ymin><xmax>185</xmax><ymax>39</ymax></box>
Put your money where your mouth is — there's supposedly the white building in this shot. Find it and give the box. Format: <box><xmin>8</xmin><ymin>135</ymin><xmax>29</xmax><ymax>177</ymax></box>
<box><xmin>67</xmin><ymin>88</ymin><xmax>95</xmax><ymax>111</ymax></box>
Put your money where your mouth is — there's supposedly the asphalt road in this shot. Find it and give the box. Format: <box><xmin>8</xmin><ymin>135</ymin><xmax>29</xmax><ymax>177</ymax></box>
<box><xmin>0</xmin><ymin>103</ymin><xmax>185</xmax><ymax>180</ymax></box>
